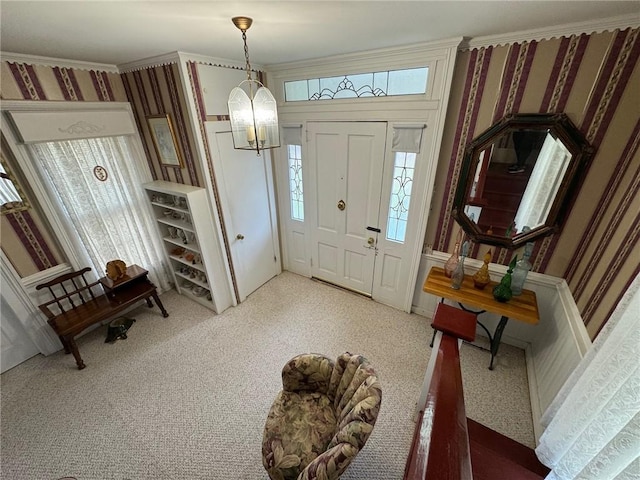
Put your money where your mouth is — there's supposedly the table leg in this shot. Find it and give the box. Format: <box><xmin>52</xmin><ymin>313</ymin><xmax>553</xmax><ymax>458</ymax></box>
<box><xmin>489</xmin><ymin>316</ymin><xmax>509</xmax><ymax>370</ymax></box>
<box><xmin>152</xmin><ymin>291</ymin><xmax>169</xmax><ymax>318</ymax></box>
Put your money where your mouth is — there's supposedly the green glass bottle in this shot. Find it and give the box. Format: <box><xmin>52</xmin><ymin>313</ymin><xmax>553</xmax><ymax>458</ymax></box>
<box><xmin>493</xmin><ymin>255</ymin><xmax>517</xmax><ymax>302</ymax></box>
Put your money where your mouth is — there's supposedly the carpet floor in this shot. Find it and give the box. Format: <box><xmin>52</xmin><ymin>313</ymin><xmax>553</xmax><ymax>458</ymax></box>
<box><xmin>1</xmin><ymin>271</ymin><xmax>535</xmax><ymax>480</ymax></box>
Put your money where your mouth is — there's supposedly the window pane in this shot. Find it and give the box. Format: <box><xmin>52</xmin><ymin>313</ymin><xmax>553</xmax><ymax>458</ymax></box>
<box><xmin>285</xmin><ymin>67</ymin><xmax>429</xmax><ymax>102</ymax></box>
<box><xmin>288</xmin><ymin>144</ymin><xmax>304</xmax><ymax>221</ymax></box>
<box><xmin>284</xmin><ymin>80</ymin><xmax>309</xmax><ymax>102</ymax></box>
<box><xmin>386</xmin><ymin>152</ymin><xmax>416</xmax><ymax>243</ymax></box>
<box><xmin>388</xmin><ymin>67</ymin><xmax>429</xmax><ymax>95</ymax></box>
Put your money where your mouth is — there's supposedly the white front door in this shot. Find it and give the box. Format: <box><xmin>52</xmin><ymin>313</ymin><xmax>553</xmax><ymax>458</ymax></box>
<box><xmin>307</xmin><ymin>122</ymin><xmax>387</xmax><ymax>295</ymax></box>
<box><xmin>206</xmin><ymin>122</ymin><xmax>280</xmax><ymax>302</ymax></box>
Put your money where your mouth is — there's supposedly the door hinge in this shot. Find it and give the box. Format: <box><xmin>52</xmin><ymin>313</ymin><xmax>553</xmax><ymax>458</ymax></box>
<box><xmin>274</xmin><ymin>255</ymin><xmax>277</xmax><ymax>262</ymax></box>
<box><xmin>310</xmin><ymin>258</ymin><xmax>313</xmax><ymax>267</ymax></box>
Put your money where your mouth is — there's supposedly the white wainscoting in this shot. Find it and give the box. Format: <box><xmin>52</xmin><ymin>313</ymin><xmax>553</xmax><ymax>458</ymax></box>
<box><xmin>1</xmin><ymin>255</ymin><xmax>70</xmax><ymax>357</ymax></box>
<box><xmin>411</xmin><ymin>251</ymin><xmax>591</xmax><ymax>442</ymax></box>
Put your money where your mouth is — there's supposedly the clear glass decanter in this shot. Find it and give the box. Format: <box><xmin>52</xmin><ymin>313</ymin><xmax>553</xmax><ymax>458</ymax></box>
<box><xmin>444</xmin><ymin>229</ymin><xmax>463</xmax><ymax>278</ymax></box>
<box><xmin>451</xmin><ymin>241</ymin><xmax>469</xmax><ymax>289</ymax></box>
<box><xmin>511</xmin><ymin>241</ymin><xmax>534</xmax><ymax>295</ymax></box>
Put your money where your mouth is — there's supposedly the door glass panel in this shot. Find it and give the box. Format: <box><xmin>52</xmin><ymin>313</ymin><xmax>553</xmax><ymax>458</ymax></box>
<box><xmin>386</xmin><ymin>152</ymin><xmax>416</xmax><ymax>243</ymax></box>
<box><xmin>288</xmin><ymin>144</ymin><xmax>304</xmax><ymax>221</ymax></box>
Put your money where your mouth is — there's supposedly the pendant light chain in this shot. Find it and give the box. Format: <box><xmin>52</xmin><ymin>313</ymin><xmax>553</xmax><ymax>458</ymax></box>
<box><xmin>242</xmin><ymin>29</ymin><xmax>252</xmax><ymax>82</ymax></box>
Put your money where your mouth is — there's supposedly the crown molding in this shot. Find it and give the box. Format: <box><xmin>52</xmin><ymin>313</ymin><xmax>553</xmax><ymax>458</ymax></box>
<box><xmin>118</xmin><ymin>51</ymin><xmax>263</xmax><ymax>73</ymax></box>
<box><xmin>461</xmin><ymin>14</ymin><xmax>640</xmax><ymax>50</ymax></box>
<box><xmin>0</xmin><ymin>52</ymin><xmax>119</xmax><ymax>73</ymax></box>
<box><xmin>117</xmin><ymin>51</ymin><xmax>182</xmax><ymax>73</ymax></box>
<box><xmin>176</xmin><ymin>52</ymin><xmax>251</xmax><ymax>71</ymax></box>
<box><xmin>265</xmin><ymin>37</ymin><xmax>463</xmax><ymax>73</ymax></box>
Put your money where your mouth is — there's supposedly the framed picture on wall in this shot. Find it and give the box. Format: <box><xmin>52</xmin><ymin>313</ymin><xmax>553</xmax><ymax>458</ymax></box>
<box><xmin>146</xmin><ymin>114</ymin><xmax>184</xmax><ymax>168</ymax></box>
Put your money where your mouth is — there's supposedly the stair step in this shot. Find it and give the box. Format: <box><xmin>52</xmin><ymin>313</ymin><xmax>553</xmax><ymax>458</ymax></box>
<box><xmin>467</xmin><ymin>418</ymin><xmax>550</xmax><ymax>480</ymax></box>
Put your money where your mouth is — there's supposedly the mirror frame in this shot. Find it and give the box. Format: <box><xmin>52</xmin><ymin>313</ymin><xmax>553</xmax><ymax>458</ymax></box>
<box><xmin>0</xmin><ymin>149</ymin><xmax>30</xmax><ymax>215</ymax></box>
<box><xmin>452</xmin><ymin>113</ymin><xmax>595</xmax><ymax>248</ymax></box>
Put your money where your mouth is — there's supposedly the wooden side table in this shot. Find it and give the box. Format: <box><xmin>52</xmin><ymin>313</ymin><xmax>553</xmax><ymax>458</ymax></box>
<box><xmin>99</xmin><ymin>264</ymin><xmax>169</xmax><ymax>318</ymax></box>
<box><xmin>423</xmin><ymin>266</ymin><xmax>539</xmax><ymax>369</ymax></box>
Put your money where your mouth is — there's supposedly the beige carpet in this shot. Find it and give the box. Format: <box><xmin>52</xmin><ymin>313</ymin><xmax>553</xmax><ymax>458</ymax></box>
<box><xmin>1</xmin><ymin>271</ymin><xmax>534</xmax><ymax>480</ymax></box>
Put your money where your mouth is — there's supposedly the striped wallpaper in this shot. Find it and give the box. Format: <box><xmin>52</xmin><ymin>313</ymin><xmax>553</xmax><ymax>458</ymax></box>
<box><xmin>2</xmin><ymin>26</ymin><xmax>637</xmax><ymax>337</ymax></box>
<box><xmin>121</xmin><ymin>64</ymin><xmax>203</xmax><ymax>187</ymax></box>
<box><xmin>0</xmin><ymin>61</ymin><xmax>127</xmax><ymax>277</ymax></box>
<box><xmin>427</xmin><ymin>28</ymin><xmax>640</xmax><ymax>338</ymax></box>
<box><xmin>110</xmin><ymin>60</ymin><xmax>241</xmax><ymax>303</ymax></box>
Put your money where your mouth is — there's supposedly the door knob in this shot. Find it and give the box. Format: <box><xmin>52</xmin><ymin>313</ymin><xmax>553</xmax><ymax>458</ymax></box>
<box><xmin>367</xmin><ymin>237</ymin><xmax>375</xmax><ymax>245</ymax></box>
<box><xmin>337</xmin><ymin>200</ymin><xmax>346</xmax><ymax>211</ymax></box>
<box><xmin>236</xmin><ymin>234</ymin><xmax>245</xmax><ymax>240</ymax></box>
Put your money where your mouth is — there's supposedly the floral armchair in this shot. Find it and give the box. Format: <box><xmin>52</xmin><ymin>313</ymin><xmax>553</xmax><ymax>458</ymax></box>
<box><xmin>262</xmin><ymin>352</ymin><xmax>382</xmax><ymax>480</ymax></box>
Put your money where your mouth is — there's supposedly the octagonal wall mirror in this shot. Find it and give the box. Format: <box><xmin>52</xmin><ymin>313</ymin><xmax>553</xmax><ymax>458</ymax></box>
<box><xmin>452</xmin><ymin>113</ymin><xmax>595</xmax><ymax>249</ymax></box>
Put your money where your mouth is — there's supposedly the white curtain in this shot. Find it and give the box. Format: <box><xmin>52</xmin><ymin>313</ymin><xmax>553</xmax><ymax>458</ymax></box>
<box><xmin>535</xmin><ymin>273</ymin><xmax>640</xmax><ymax>479</ymax></box>
<box><xmin>28</xmin><ymin>136</ymin><xmax>171</xmax><ymax>290</ymax></box>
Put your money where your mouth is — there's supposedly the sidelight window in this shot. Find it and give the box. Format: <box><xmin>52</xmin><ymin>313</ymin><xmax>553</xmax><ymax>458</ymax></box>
<box><xmin>283</xmin><ymin>125</ymin><xmax>304</xmax><ymax>221</ymax></box>
<box><xmin>386</xmin><ymin>124</ymin><xmax>424</xmax><ymax>243</ymax></box>
<box><xmin>386</xmin><ymin>152</ymin><xmax>416</xmax><ymax>243</ymax></box>
<box><xmin>288</xmin><ymin>145</ymin><xmax>304</xmax><ymax>221</ymax></box>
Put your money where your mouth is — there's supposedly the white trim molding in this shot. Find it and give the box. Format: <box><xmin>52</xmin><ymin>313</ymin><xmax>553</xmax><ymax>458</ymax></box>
<box><xmin>117</xmin><ymin>51</ymin><xmax>181</xmax><ymax>73</ymax></box>
<box><xmin>1</xmin><ymin>253</ymin><xmax>62</xmax><ymax>355</ymax></box>
<box><xmin>0</xmin><ymin>51</ymin><xmax>119</xmax><ymax>73</ymax></box>
<box><xmin>176</xmin><ymin>52</ymin><xmax>251</xmax><ymax>72</ymax></box>
<box><xmin>118</xmin><ymin>51</ymin><xmax>258</xmax><ymax>74</ymax></box>
<box><xmin>461</xmin><ymin>14</ymin><xmax>640</xmax><ymax>50</ymax></box>
<box><xmin>266</xmin><ymin>37</ymin><xmax>463</xmax><ymax>77</ymax></box>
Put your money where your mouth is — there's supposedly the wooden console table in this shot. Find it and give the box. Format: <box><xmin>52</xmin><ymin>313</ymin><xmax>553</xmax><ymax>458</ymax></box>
<box><xmin>423</xmin><ymin>266</ymin><xmax>539</xmax><ymax>369</ymax></box>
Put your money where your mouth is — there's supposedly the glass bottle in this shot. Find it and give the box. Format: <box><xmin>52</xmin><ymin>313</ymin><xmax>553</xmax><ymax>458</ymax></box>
<box><xmin>493</xmin><ymin>255</ymin><xmax>517</xmax><ymax>302</ymax></box>
<box><xmin>451</xmin><ymin>241</ymin><xmax>469</xmax><ymax>289</ymax></box>
<box><xmin>444</xmin><ymin>229</ymin><xmax>463</xmax><ymax>278</ymax></box>
<box><xmin>473</xmin><ymin>249</ymin><xmax>492</xmax><ymax>290</ymax></box>
<box><xmin>511</xmin><ymin>241</ymin><xmax>533</xmax><ymax>295</ymax></box>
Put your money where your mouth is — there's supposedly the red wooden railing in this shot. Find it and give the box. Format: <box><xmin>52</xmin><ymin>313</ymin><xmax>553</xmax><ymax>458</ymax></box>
<box><xmin>403</xmin><ymin>332</ymin><xmax>473</xmax><ymax>480</ymax></box>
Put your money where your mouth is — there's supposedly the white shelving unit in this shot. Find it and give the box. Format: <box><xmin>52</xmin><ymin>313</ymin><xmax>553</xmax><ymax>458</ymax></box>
<box><xmin>143</xmin><ymin>180</ymin><xmax>220</xmax><ymax>311</ymax></box>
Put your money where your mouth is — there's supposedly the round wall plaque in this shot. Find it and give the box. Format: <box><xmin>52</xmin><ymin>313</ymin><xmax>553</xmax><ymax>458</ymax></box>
<box><xmin>93</xmin><ymin>165</ymin><xmax>108</xmax><ymax>181</ymax></box>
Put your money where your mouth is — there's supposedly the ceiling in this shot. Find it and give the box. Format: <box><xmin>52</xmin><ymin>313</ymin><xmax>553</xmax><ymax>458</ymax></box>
<box><xmin>1</xmin><ymin>1</ymin><xmax>639</xmax><ymax>68</ymax></box>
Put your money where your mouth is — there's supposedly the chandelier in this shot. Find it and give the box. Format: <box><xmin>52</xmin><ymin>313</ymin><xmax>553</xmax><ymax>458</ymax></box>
<box><xmin>227</xmin><ymin>16</ymin><xmax>280</xmax><ymax>155</ymax></box>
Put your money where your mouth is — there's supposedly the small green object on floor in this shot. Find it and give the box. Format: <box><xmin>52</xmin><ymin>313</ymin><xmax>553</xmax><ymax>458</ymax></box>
<box><xmin>105</xmin><ymin>317</ymin><xmax>136</xmax><ymax>343</ymax></box>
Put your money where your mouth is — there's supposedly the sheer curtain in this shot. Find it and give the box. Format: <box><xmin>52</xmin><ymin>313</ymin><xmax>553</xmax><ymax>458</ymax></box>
<box><xmin>535</xmin><ymin>273</ymin><xmax>640</xmax><ymax>479</ymax></box>
<box><xmin>28</xmin><ymin>136</ymin><xmax>171</xmax><ymax>290</ymax></box>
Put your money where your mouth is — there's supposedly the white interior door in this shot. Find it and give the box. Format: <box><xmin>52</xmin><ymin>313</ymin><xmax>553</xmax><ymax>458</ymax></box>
<box><xmin>206</xmin><ymin>122</ymin><xmax>280</xmax><ymax>302</ymax></box>
<box><xmin>1</xmin><ymin>292</ymin><xmax>39</xmax><ymax>373</ymax></box>
<box><xmin>307</xmin><ymin>122</ymin><xmax>387</xmax><ymax>295</ymax></box>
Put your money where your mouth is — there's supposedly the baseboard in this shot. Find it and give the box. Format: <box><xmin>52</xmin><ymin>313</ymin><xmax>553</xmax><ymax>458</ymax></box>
<box><xmin>525</xmin><ymin>342</ymin><xmax>543</xmax><ymax>444</ymax></box>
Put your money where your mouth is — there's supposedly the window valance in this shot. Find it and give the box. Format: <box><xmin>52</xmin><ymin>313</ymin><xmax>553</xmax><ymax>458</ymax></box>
<box><xmin>282</xmin><ymin>124</ymin><xmax>303</xmax><ymax>145</ymax></box>
<box><xmin>7</xmin><ymin>109</ymin><xmax>136</xmax><ymax>144</ymax></box>
<box><xmin>392</xmin><ymin>124</ymin><xmax>425</xmax><ymax>153</ymax></box>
